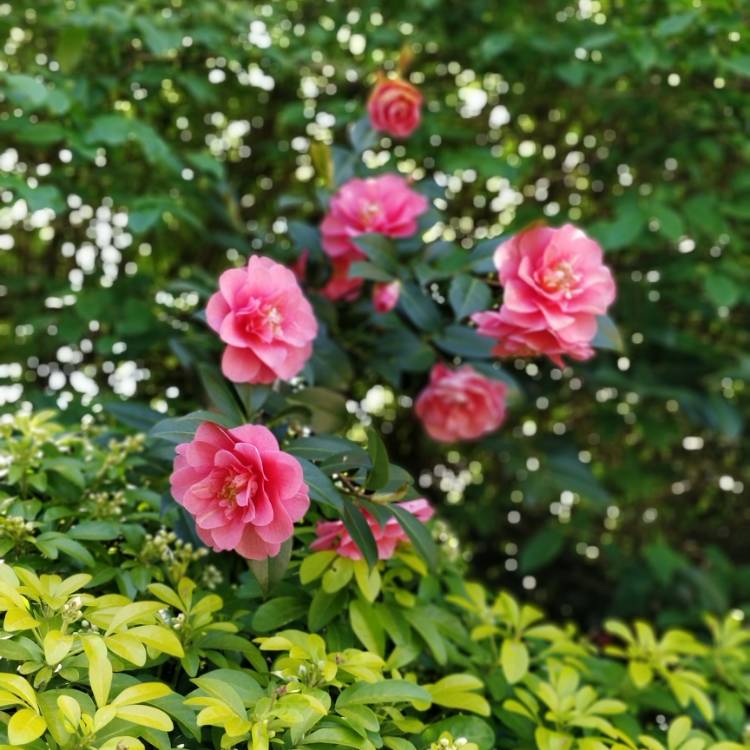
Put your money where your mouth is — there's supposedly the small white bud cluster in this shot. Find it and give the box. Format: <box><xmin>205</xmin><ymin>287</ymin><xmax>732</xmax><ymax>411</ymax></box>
<box><xmin>431</xmin><ymin>733</ymin><xmax>471</xmax><ymax>750</ymax></box>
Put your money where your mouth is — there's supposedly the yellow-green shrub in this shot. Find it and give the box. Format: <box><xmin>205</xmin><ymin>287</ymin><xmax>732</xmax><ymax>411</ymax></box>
<box><xmin>1</xmin><ymin>414</ymin><xmax>749</xmax><ymax>749</ymax></box>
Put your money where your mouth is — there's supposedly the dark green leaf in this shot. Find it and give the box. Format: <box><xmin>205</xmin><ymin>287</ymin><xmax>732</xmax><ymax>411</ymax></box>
<box><xmin>150</xmin><ymin>411</ymin><xmax>235</xmax><ymax>444</ymax></box>
<box><xmin>349</xmin><ymin>261</ymin><xmax>393</xmax><ymax>282</ymax></box>
<box><xmin>296</xmin><ymin>458</ymin><xmax>344</xmax><ymax>512</ymax></box>
<box><xmin>287</xmin><ymin>387</ymin><xmax>348</xmax><ymax>433</ymax></box>
<box><xmin>249</xmin><ymin>537</ymin><xmax>293</xmax><ymax>596</ymax></box>
<box><xmin>85</xmin><ymin>114</ymin><xmax>133</xmax><ymax>145</ymax></box>
<box><xmin>650</xmin><ymin>203</ymin><xmax>684</xmax><ymax>241</ymax></box>
<box><xmin>353</xmin><ymin>234</ymin><xmax>398</xmax><ymax>274</ymax></box>
<box><xmin>135</xmin><ymin>17</ymin><xmax>182</xmax><ymax>55</ymax></box>
<box><xmin>288</xmin><ymin>220</ymin><xmax>322</xmax><ymax>257</ymax></box>
<box><xmin>5</xmin><ymin>74</ymin><xmax>48</xmax><ymax>108</ymax></box>
<box><xmin>724</xmin><ymin>55</ymin><xmax>750</xmax><ymax>77</ymax></box>
<box><xmin>251</xmin><ymin>596</ymin><xmax>308</xmax><ymax>632</ymax></box>
<box><xmin>42</xmin><ymin>458</ymin><xmax>84</xmax><ymax>488</ymax></box>
<box><xmin>654</xmin><ymin>12</ymin><xmax>697</xmax><ymax>37</ymax></box>
<box><xmin>402</xmin><ymin>606</ymin><xmax>447</xmax><ymax>664</ymax></box>
<box><xmin>350</xmin><ymin>116</ymin><xmax>378</xmax><ymax>153</ymax></box>
<box><xmin>365</xmin><ymin>427</ymin><xmax>389</xmax><ymax>491</ymax></box>
<box><xmin>234</xmin><ymin>384</ymin><xmax>270</xmax><ymax>417</ymax></box>
<box><xmin>342</xmin><ymin>501</ymin><xmax>379</xmax><ymax>568</ymax></box>
<box><xmin>519</xmin><ymin>527</ymin><xmax>565</xmax><ymax>573</ymax></box>
<box><xmin>480</xmin><ymin>32</ymin><xmax>513</xmax><ymax>61</ymax></box>
<box><xmin>398</xmin><ymin>282</ymin><xmax>443</xmax><ymax>332</ymax></box>
<box><xmin>198</xmin><ymin>363</ymin><xmax>244</xmax><ymax>422</ymax></box>
<box><xmin>308</xmin><ymin>587</ymin><xmax>348</xmax><ymax>631</ymax></box>
<box><xmin>591</xmin><ymin>315</ymin><xmax>624</xmax><ymax>352</ymax></box>
<box><xmin>434</xmin><ymin>325</ymin><xmax>494</xmax><ymax>359</ymax></box>
<box><xmin>589</xmin><ymin>194</ymin><xmax>644</xmax><ymax>251</ymax></box>
<box><xmin>36</xmin><ymin>533</ymin><xmax>95</xmax><ymax>566</ymax></box>
<box><xmin>704</xmin><ymin>274</ymin><xmax>740</xmax><ymax>308</ymax></box>
<box><xmin>448</xmin><ymin>274</ymin><xmax>492</xmax><ymax>320</ymax></box>
<box><xmin>288</xmin><ymin>435</ymin><xmax>368</xmax><ymax>463</ymax></box>
<box><xmin>390</xmin><ymin>503</ymin><xmax>438</xmax><ymax>571</ymax></box>
<box><xmin>104</xmin><ymin>401</ymin><xmax>162</xmax><ymax>431</ymax></box>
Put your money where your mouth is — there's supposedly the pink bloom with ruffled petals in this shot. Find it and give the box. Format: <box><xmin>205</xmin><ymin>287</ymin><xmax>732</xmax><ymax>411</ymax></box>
<box><xmin>206</xmin><ymin>255</ymin><xmax>318</xmax><ymax>384</ymax></box>
<box><xmin>170</xmin><ymin>422</ymin><xmax>310</xmax><ymax>560</ymax></box>
<box><xmin>311</xmin><ymin>499</ymin><xmax>434</xmax><ymax>560</ymax></box>
<box><xmin>372</xmin><ymin>280</ymin><xmax>401</xmax><ymax>313</ymax></box>
<box><xmin>320</xmin><ymin>175</ymin><xmax>428</xmax><ymax>262</ymax></box>
<box><xmin>471</xmin><ymin>224</ymin><xmax>616</xmax><ymax>366</ymax></box>
<box><xmin>415</xmin><ymin>364</ymin><xmax>508</xmax><ymax>443</ymax></box>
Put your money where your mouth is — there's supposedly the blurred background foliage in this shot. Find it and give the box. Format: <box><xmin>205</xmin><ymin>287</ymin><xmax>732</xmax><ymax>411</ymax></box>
<box><xmin>1</xmin><ymin>0</ymin><xmax>748</xmax><ymax>628</ymax></box>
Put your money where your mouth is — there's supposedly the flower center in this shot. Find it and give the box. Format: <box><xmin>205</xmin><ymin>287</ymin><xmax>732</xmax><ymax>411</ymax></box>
<box><xmin>541</xmin><ymin>261</ymin><xmax>580</xmax><ymax>296</ymax></box>
<box><xmin>266</xmin><ymin>305</ymin><xmax>283</xmax><ymax>333</ymax></box>
<box><xmin>447</xmin><ymin>390</ymin><xmax>469</xmax><ymax>405</ymax></box>
<box><xmin>360</xmin><ymin>201</ymin><xmax>381</xmax><ymax>227</ymax></box>
<box><xmin>219</xmin><ymin>471</ymin><xmax>257</xmax><ymax>511</ymax></box>
<box><xmin>236</xmin><ymin>299</ymin><xmax>284</xmax><ymax>341</ymax></box>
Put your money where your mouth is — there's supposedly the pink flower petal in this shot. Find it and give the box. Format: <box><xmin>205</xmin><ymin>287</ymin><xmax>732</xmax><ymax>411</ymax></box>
<box><xmin>235</xmin><ymin>527</ymin><xmax>280</xmax><ymax>560</ymax></box>
<box><xmin>254</xmin><ymin>501</ymin><xmax>293</xmax><ymax>544</ymax></box>
<box><xmin>261</xmin><ymin>451</ymin><xmax>305</xmax><ymax>499</ymax></box>
<box><xmin>210</xmin><ymin>520</ymin><xmax>246</xmax><ymax>550</ymax></box>
<box><xmin>206</xmin><ymin>292</ymin><xmax>230</xmax><ymax>333</ymax></box>
<box><xmin>194</xmin><ymin>422</ymin><xmax>233</xmax><ymax>449</ymax></box>
<box><xmin>229</xmin><ymin>424</ymin><xmax>278</xmax><ymax>452</ymax></box>
<box><xmin>221</xmin><ymin>346</ymin><xmax>262</xmax><ymax>383</ymax></box>
<box><xmin>218</xmin><ymin>268</ymin><xmax>250</xmax><ymax>304</ymax></box>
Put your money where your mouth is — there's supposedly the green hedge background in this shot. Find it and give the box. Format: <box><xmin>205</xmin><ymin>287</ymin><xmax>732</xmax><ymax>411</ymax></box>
<box><xmin>1</xmin><ymin>0</ymin><xmax>748</xmax><ymax>626</ymax></box>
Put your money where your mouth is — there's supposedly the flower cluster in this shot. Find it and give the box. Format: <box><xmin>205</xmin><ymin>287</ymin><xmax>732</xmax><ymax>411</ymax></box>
<box><xmin>321</xmin><ymin>174</ymin><xmax>428</xmax><ymax>304</ymax></box>
<box><xmin>169</xmin><ymin>70</ymin><xmax>618</xmax><ymax>564</ymax></box>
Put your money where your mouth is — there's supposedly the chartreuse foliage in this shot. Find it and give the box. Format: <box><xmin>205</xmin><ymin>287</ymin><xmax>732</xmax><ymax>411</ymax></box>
<box><xmin>1</xmin><ymin>414</ymin><xmax>749</xmax><ymax>750</ymax></box>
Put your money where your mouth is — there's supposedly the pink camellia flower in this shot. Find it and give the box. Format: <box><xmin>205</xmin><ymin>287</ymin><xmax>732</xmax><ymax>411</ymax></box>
<box><xmin>321</xmin><ymin>257</ymin><xmax>365</xmax><ymax>302</ymax></box>
<box><xmin>367</xmin><ymin>75</ymin><xmax>423</xmax><ymax>139</ymax></box>
<box><xmin>372</xmin><ymin>280</ymin><xmax>401</xmax><ymax>313</ymax></box>
<box><xmin>415</xmin><ymin>364</ymin><xmax>508</xmax><ymax>443</ymax></box>
<box><xmin>170</xmin><ymin>422</ymin><xmax>310</xmax><ymax>560</ymax></box>
<box><xmin>320</xmin><ymin>175</ymin><xmax>428</xmax><ymax>262</ymax></box>
<box><xmin>471</xmin><ymin>224</ymin><xmax>616</xmax><ymax>366</ymax></box>
<box><xmin>311</xmin><ymin>499</ymin><xmax>434</xmax><ymax>560</ymax></box>
<box><xmin>206</xmin><ymin>255</ymin><xmax>318</xmax><ymax>384</ymax></box>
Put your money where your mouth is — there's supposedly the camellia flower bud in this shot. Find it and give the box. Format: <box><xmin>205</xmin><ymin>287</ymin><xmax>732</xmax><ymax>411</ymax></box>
<box><xmin>372</xmin><ymin>280</ymin><xmax>401</xmax><ymax>313</ymax></box>
<box><xmin>367</xmin><ymin>74</ymin><xmax>423</xmax><ymax>138</ymax></box>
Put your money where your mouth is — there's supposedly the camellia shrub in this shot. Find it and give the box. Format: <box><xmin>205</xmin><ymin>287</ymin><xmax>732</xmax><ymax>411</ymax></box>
<box><xmin>1</xmin><ymin>0</ymin><xmax>748</xmax><ymax>626</ymax></box>
<box><xmin>1</xmin><ymin>69</ymin><xmax>749</xmax><ymax>750</ymax></box>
